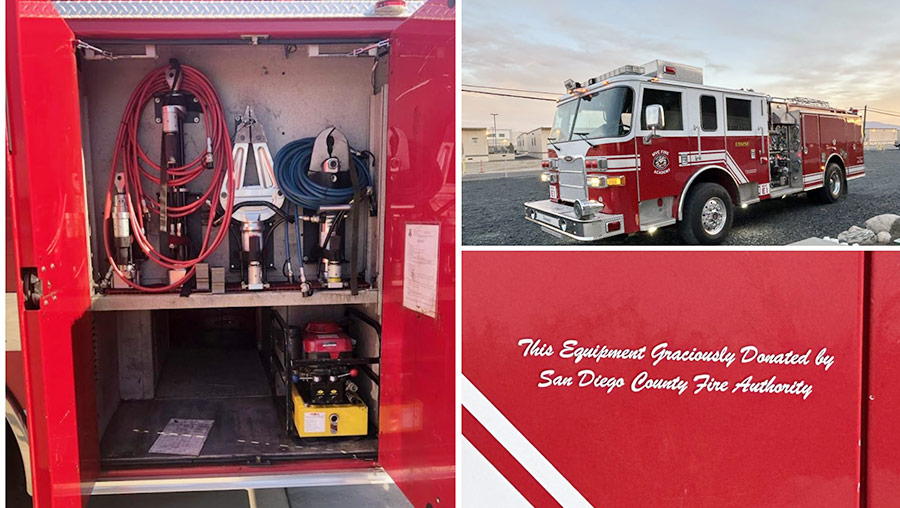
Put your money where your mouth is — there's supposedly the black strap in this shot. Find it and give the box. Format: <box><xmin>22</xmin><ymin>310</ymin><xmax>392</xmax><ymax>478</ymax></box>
<box><xmin>346</xmin><ymin>158</ymin><xmax>363</xmax><ymax>296</ymax></box>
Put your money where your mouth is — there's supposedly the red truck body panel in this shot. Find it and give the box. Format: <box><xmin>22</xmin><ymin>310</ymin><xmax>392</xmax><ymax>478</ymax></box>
<box><xmin>462</xmin><ymin>251</ymin><xmax>884</xmax><ymax>508</ymax></box>
<box><xmin>866</xmin><ymin>253</ymin><xmax>900</xmax><ymax>506</ymax></box>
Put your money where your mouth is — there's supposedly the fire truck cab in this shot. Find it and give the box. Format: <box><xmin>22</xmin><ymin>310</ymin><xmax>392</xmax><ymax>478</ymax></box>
<box><xmin>524</xmin><ymin>60</ymin><xmax>865</xmax><ymax>244</ymax></box>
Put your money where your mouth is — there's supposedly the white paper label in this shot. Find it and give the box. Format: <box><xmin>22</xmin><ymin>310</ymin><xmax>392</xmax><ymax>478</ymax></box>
<box><xmin>304</xmin><ymin>412</ymin><xmax>326</xmax><ymax>433</ymax></box>
<box><xmin>148</xmin><ymin>418</ymin><xmax>214</xmax><ymax>456</ymax></box>
<box><xmin>549</xmin><ymin>185</ymin><xmax>558</xmax><ymax>199</ymax></box>
<box><xmin>402</xmin><ymin>223</ymin><xmax>440</xmax><ymax>318</ymax></box>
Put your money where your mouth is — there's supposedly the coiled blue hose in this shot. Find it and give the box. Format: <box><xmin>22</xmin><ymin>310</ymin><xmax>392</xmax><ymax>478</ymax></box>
<box><xmin>274</xmin><ymin>137</ymin><xmax>372</xmax><ymax>209</ymax></box>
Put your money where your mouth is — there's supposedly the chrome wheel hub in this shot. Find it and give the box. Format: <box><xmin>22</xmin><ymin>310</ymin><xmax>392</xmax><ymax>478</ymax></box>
<box><xmin>701</xmin><ymin>197</ymin><xmax>727</xmax><ymax>235</ymax></box>
<box><xmin>829</xmin><ymin>172</ymin><xmax>841</xmax><ymax>196</ymax></box>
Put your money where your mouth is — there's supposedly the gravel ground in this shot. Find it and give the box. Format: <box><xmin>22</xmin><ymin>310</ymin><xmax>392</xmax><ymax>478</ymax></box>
<box><xmin>462</xmin><ymin>150</ymin><xmax>900</xmax><ymax>246</ymax></box>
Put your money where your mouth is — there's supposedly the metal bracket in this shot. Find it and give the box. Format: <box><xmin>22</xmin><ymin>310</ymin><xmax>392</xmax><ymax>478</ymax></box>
<box><xmin>21</xmin><ymin>268</ymin><xmax>42</xmax><ymax>310</ymax></box>
<box><xmin>349</xmin><ymin>39</ymin><xmax>390</xmax><ymax>57</ymax></box>
<box><xmin>153</xmin><ymin>93</ymin><xmax>203</xmax><ymax>126</ymax></box>
<box><xmin>308</xmin><ymin>39</ymin><xmax>390</xmax><ymax>58</ymax></box>
<box><xmin>241</xmin><ymin>34</ymin><xmax>270</xmax><ymax>45</ymax></box>
<box><xmin>76</xmin><ymin>40</ymin><xmax>158</xmax><ymax>61</ymax></box>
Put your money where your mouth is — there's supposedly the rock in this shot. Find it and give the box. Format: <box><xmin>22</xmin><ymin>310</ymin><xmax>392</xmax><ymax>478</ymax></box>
<box><xmin>837</xmin><ymin>227</ymin><xmax>877</xmax><ymax>245</ymax></box>
<box><xmin>876</xmin><ymin>231</ymin><xmax>892</xmax><ymax>244</ymax></box>
<box><xmin>864</xmin><ymin>214</ymin><xmax>900</xmax><ymax>238</ymax></box>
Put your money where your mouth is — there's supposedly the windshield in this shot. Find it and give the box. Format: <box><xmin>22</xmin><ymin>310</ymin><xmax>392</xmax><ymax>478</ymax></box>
<box><xmin>549</xmin><ymin>87</ymin><xmax>634</xmax><ymax>143</ymax></box>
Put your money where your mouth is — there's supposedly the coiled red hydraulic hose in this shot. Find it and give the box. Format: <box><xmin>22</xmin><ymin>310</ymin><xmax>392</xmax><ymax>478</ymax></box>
<box><xmin>103</xmin><ymin>64</ymin><xmax>235</xmax><ymax>292</ymax></box>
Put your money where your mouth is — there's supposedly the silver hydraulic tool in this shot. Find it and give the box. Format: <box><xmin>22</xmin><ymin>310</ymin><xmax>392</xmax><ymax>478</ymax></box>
<box><xmin>220</xmin><ymin>106</ymin><xmax>284</xmax><ymax>290</ymax></box>
<box><xmin>111</xmin><ymin>171</ymin><xmax>138</xmax><ymax>288</ymax></box>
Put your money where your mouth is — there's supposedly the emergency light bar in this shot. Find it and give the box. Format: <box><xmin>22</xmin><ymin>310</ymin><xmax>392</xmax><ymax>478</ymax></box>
<box><xmin>586</xmin><ymin>65</ymin><xmax>644</xmax><ymax>86</ymax></box>
<box><xmin>579</xmin><ymin>60</ymin><xmax>704</xmax><ymax>90</ymax></box>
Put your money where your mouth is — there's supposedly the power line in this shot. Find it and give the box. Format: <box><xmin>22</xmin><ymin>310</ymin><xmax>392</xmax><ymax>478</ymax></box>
<box><xmin>867</xmin><ymin>108</ymin><xmax>900</xmax><ymax>118</ymax></box>
<box><xmin>462</xmin><ymin>89</ymin><xmax>558</xmax><ymax>102</ymax></box>
<box><xmin>462</xmin><ymin>84</ymin><xmax>559</xmax><ymax>96</ymax></box>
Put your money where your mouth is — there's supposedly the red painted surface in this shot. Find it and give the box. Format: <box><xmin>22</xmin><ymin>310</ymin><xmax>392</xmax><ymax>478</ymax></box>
<box><xmin>865</xmin><ymin>253</ymin><xmax>900</xmax><ymax>506</ymax></box>
<box><xmin>463</xmin><ymin>251</ymin><xmax>864</xmax><ymax>508</ymax></box>
<box><xmin>463</xmin><ymin>408</ymin><xmax>562</xmax><ymax>508</ymax></box>
<box><xmin>378</xmin><ymin>2</ymin><xmax>455</xmax><ymax>507</ymax></box>
<box><xmin>8</xmin><ymin>1</ymin><xmax>100</xmax><ymax>506</ymax></box>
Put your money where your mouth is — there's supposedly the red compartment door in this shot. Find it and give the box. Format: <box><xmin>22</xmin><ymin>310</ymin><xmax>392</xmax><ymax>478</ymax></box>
<box><xmin>7</xmin><ymin>1</ymin><xmax>99</xmax><ymax>506</ymax></box>
<box><xmin>379</xmin><ymin>1</ymin><xmax>455</xmax><ymax>506</ymax></box>
<box><xmin>463</xmin><ymin>252</ymin><xmax>863</xmax><ymax>508</ymax></box>
<box><xmin>866</xmin><ymin>252</ymin><xmax>900</xmax><ymax>506</ymax></box>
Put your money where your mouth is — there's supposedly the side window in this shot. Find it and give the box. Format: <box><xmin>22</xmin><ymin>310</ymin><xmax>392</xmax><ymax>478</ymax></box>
<box><xmin>700</xmin><ymin>95</ymin><xmax>717</xmax><ymax>131</ymax></box>
<box><xmin>641</xmin><ymin>88</ymin><xmax>683</xmax><ymax>130</ymax></box>
<box><xmin>726</xmin><ymin>98</ymin><xmax>752</xmax><ymax>131</ymax></box>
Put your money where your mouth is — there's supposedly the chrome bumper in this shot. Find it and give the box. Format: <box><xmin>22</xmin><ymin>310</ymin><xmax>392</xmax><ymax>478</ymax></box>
<box><xmin>523</xmin><ymin>200</ymin><xmax>625</xmax><ymax>241</ymax></box>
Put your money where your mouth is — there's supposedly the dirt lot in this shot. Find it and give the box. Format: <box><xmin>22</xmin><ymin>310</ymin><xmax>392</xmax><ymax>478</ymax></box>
<box><xmin>462</xmin><ymin>150</ymin><xmax>900</xmax><ymax>246</ymax></box>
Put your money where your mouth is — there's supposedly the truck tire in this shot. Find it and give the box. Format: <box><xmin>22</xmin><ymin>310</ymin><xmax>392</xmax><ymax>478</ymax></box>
<box><xmin>6</xmin><ymin>424</ymin><xmax>31</xmax><ymax>507</ymax></box>
<box><xmin>811</xmin><ymin>163</ymin><xmax>843</xmax><ymax>203</ymax></box>
<box><xmin>678</xmin><ymin>182</ymin><xmax>734</xmax><ymax>245</ymax></box>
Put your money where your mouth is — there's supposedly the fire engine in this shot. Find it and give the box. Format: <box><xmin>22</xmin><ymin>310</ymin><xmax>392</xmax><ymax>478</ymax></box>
<box><xmin>6</xmin><ymin>1</ymin><xmax>454</xmax><ymax>507</ymax></box>
<box><xmin>524</xmin><ymin>60</ymin><xmax>866</xmax><ymax>244</ymax></box>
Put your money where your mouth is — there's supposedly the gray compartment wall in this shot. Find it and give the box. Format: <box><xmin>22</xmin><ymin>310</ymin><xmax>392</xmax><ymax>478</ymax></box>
<box><xmin>79</xmin><ymin>44</ymin><xmax>384</xmax><ymax>286</ymax></box>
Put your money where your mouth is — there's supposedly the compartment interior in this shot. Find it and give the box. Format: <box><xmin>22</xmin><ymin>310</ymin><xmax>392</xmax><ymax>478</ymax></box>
<box><xmin>77</xmin><ymin>42</ymin><xmax>388</xmax><ymax>290</ymax></box>
<box><xmin>93</xmin><ymin>305</ymin><xmax>381</xmax><ymax>468</ymax></box>
<box><xmin>77</xmin><ymin>40</ymin><xmax>389</xmax><ymax>470</ymax></box>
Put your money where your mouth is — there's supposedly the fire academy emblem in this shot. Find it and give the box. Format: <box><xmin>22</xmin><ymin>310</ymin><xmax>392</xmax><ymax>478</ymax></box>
<box><xmin>652</xmin><ymin>149</ymin><xmax>670</xmax><ymax>175</ymax></box>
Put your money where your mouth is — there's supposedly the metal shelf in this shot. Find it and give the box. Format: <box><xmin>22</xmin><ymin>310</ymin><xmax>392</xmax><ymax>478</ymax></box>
<box><xmin>91</xmin><ymin>288</ymin><xmax>378</xmax><ymax>311</ymax></box>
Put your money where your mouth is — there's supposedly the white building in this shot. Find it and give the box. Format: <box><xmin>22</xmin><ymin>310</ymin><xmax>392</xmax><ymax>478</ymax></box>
<box><xmin>865</xmin><ymin>123</ymin><xmax>899</xmax><ymax>150</ymax></box>
<box><xmin>462</xmin><ymin>127</ymin><xmax>489</xmax><ymax>162</ymax></box>
<box><xmin>521</xmin><ymin>127</ymin><xmax>551</xmax><ymax>158</ymax></box>
<box><xmin>486</xmin><ymin>129</ymin><xmax>513</xmax><ymax>153</ymax></box>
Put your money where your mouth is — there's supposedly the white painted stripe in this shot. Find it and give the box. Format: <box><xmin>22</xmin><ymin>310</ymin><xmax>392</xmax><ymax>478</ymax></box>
<box><xmin>678</xmin><ymin>151</ymin><xmax>749</xmax><ymax>184</ymax></box>
<box><xmin>462</xmin><ymin>377</ymin><xmax>592</xmax><ymax>508</ymax></box>
<box><xmin>462</xmin><ymin>438</ymin><xmax>533</xmax><ymax>508</ymax></box>
<box><xmin>847</xmin><ymin>174</ymin><xmax>865</xmax><ymax>181</ymax></box>
<box><xmin>723</xmin><ymin>151</ymin><xmax>750</xmax><ymax>184</ymax></box>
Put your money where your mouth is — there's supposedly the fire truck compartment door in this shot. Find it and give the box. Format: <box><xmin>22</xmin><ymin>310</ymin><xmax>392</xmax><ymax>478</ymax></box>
<box><xmin>379</xmin><ymin>2</ymin><xmax>455</xmax><ymax>508</ymax></box>
<box><xmin>802</xmin><ymin>114</ymin><xmax>823</xmax><ymax>180</ymax></box>
<box><xmin>7</xmin><ymin>1</ymin><xmax>100</xmax><ymax>507</ymax></box>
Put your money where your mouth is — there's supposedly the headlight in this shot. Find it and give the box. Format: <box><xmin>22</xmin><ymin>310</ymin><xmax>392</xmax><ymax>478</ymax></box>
<box><xmin>588</xmin><ymin>175</ymin><xmax>626</xmax><ymax>188</ymax></box>
<box><xmin>540</xmin><ymin>172</ymin><xmax>551</xmax><ymax>182</ymax></box>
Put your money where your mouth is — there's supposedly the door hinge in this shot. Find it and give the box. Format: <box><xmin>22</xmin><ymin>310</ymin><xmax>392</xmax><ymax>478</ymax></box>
<box><xmin>75</xmin><ymin>39</ymin><xmax>158</xmax><ymax>61</ymax></box>
<box><xmin>21</xmin><ymin>268</ymin><xmax>42</xmax><ymax>310</ymax></box>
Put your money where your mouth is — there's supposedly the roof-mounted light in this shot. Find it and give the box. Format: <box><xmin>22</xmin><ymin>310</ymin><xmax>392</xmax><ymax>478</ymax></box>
<box><xmin>586</xmin><ymin>65</ymin><xmax>644</xmax><ymax>86</ymax></box>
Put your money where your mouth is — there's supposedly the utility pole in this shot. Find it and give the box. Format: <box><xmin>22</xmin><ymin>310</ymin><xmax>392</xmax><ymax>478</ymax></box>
<box><xmin>490</xmin><ymin>113</ymin><xmax>499</xmax><ymax>154</ymax></box>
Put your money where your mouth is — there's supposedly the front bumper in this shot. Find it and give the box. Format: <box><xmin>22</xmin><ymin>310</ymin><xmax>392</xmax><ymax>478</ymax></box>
<box><xmin>523</xmin><ymin>200</ymin><xmax>625</xmax><ymax>241</ymax></box>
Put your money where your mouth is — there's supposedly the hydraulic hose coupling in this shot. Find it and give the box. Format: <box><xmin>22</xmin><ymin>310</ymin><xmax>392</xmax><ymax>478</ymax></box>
<box><xmin>241</xmin><ymin>221</ymin><xmax>266</xmax><ymax>291</ymax></box>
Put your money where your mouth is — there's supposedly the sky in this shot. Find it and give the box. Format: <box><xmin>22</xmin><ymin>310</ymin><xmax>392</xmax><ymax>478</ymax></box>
<box><xmin>462</xmin><ymin>0</ymin><xmax>900</xmax><ymax>133</ymax></box>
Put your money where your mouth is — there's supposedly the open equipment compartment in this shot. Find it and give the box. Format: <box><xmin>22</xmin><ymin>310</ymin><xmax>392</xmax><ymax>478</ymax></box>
<box><xmin>7</xmin><ymin>2</ymin><xmax>454</xmax><ymax>506</ymax></box>
<box><xmin>92</xmin><ymin>304</ymin><xmax>382</xmax><ymax>468</ymax></box>
<box><xmin>79</xmin><ymin>41</ymin><xmax>387</xmax><ymax>301</ymax></box>
<box><xmin>78</xmin><ymin>40</ymin><xmax>390</xmax><ymax>469</ymax></box>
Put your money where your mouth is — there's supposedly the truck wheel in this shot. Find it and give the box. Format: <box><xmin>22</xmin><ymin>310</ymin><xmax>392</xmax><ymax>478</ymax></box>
<box><xmin>6</xmin><ymin>425</ymin><xmax>31</xmax><ymax>507</ymax></box>
<box><xmin>678</xmin><ymin>182</ymin><xmax>734</xmax><ymax>245</ymax></box>
<box><xmin>811</xmin><ymin>163</ymin><xmax>843</xmax><ymax>203</ymax></box>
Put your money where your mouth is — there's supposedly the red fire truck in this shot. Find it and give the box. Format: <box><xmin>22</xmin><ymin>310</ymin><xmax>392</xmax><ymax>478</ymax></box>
<box><xmin>6</xmin><ymin>1</ymin><xmax>454</xmax><ymax>507</ymax></box>
<box><xmin>524</xmin><ymin>60</ymin><xmax>866</xmax><ymax>244</ymax></box>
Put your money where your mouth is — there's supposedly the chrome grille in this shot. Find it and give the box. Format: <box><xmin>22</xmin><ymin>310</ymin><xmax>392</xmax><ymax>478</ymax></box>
<box><xmin>557</xmin><ymin>159</ymin><xmax>586</xmax><ymax>202</ymax></box>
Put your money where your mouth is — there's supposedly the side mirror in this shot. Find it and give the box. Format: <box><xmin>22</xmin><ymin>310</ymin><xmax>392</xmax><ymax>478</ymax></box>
<box><xmin>644</xmin><ymin>104</ymin><xmax>665</xmax><ymax>143</ymax></box>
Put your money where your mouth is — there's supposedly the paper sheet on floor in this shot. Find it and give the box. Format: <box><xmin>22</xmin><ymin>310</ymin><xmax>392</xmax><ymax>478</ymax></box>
<box><xmin>148</xmin><ymin>418</ymin><xmax>214</xmax><ymax>456</ymax></box>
